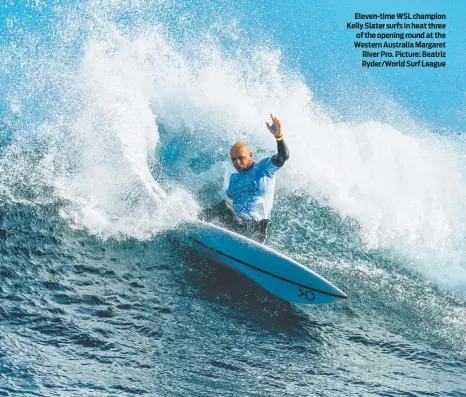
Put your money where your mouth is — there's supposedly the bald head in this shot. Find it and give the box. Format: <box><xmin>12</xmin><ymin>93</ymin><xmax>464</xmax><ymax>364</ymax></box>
<box><xmin>230</xmin><ymin>142</ymin><xmax>253</xmax><ymax>173</ymax></box>
<box><xmin>230</xmin><ymin>142</ymin><xmax>251</xmax><ymax>155</ymax></box>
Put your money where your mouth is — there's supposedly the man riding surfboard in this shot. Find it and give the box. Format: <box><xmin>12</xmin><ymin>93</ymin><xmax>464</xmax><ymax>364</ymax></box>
<box><xmin>200</xmin><ymin>114</ymin><xmax>289</xmax><ymax>242</ymax></box>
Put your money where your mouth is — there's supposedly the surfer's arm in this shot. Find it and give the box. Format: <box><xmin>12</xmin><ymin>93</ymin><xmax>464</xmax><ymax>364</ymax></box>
<box><xmin>271</xmin><ymin>136</ymin><xmax>289</xmax><ymax>167</ymax></box>
<box><xmin>266</xmin><ymin>114</ymin><xmax>289</xmax><ymax>167</ymax></box>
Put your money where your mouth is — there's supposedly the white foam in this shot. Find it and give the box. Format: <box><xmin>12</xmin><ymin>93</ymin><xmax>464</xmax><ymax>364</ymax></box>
<box><xmin>1</xmin><ymin>4</ymin><xmax>465</xmax><ymax>287</ymax></box>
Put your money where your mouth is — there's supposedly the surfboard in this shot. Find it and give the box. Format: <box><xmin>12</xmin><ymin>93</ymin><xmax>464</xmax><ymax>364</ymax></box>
<box><xmin>175</xmin><ymin>220</ymin><xmax>347</xmax><ymax>304</ymax></box>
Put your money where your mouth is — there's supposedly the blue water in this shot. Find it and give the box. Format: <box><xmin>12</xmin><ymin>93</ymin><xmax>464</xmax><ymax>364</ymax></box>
<box><xmin>1</xmin><ymin>1</ymin><xmax>466</xmax><ymax>396</ymax></box>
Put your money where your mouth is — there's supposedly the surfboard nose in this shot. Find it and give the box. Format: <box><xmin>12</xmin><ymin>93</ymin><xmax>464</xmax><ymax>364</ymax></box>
<box><xmin>308</xmin><ymin>284</ymin><xmax>347</xmax><ymax>304</ymax></box>
<box><xmin>332</xmin><ymin>285</ymin><xmax>348</xmax><ymax>300</ymax></box>
<box><xmin>335</xmin><ymin>291</ymin><xmax>348</xmax><ymax>300</ymax></box>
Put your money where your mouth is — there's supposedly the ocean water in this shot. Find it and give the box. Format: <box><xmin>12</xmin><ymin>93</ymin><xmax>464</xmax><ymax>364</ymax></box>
<box><xmin>1</xmin><ymin>1</ymin><xmax>466</xmax><ymax>396</ymax></box>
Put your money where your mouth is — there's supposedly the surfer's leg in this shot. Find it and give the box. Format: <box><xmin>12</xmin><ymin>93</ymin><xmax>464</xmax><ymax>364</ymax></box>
<box><xmin>218</xmin><ymin>204</ymin><xmax>248</xmax><ymax>234</ymax></box>
<box><xmin>258</xmin><ymin>219</ymin><xmax>271</xmax><ymax>243</ymax></box>
<box><xmin>244</xmin><ymin>219</ymin><xmax>270</xmax><ymax>243</ymax></box>
<box><xmin>199</xmin><ymin>201</ymin><xmax>245</xmax><ymax>231</ymax></box>
<box><xmin>199</xmin><ymin>200</ymin><xmax>230</xmax><ymax>222</ymax></box>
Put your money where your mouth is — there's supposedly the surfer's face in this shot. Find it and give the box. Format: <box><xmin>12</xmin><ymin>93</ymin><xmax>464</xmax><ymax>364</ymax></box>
<box><xmin>230</xmin><ymin>143</ymin><xmax>253</xmax><ymax>173</ymax></box>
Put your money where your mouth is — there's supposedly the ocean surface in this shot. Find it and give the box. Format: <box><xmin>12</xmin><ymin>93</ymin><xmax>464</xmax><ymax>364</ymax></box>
<box><xmin>1</xmin><ymin>1</ymin><xmax>466</xmax><ymax>396</ymax></box>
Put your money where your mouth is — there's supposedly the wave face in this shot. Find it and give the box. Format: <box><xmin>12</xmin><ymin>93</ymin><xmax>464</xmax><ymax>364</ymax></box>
<box><xmin>1</xmin><ymin>1</ymin><xmax>465</xmax><ymax>396</ymax></box>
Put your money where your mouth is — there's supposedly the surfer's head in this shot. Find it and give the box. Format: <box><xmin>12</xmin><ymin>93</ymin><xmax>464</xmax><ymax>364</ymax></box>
<box><xmin>230</xmin><ymin>142</ymin><xmax>253</xmax><ymax>173</ymax></box>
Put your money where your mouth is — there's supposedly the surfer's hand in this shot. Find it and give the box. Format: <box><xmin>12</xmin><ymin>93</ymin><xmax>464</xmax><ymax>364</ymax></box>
<box><xmin>266</xmin><ymin>114</ymin><xmax>282</xmax><ymax>138</ymax></box>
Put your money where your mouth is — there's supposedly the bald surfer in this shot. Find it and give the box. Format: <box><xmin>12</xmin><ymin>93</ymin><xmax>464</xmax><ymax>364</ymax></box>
<box><xmin>200</xmin><ymin>114</ymin><xmax>289</xmax><ymax>242</ymax></box>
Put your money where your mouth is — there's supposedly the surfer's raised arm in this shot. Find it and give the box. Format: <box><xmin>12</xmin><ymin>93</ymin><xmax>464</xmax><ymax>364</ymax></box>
<box><xmin>201</xmin><ymin>114</ymin><xmax>289</xmax><ymax>243</ymax></box>
<box><xmin>266</xmin><ymin>114</ymin><xmax>289</xmax><ymax>167</ymax></box>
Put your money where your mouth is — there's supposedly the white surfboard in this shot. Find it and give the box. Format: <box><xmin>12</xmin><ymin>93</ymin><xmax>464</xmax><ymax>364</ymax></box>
<box><xmin>175</xmin><ymin>220</ymin><xmax>347</xmax><ymax>304</ymax></box>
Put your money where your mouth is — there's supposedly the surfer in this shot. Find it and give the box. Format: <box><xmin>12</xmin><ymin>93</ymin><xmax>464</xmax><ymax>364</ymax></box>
<box><xmin>200</xmin><ymin>114</ymin><xmax>289</xmax><ymax>242</ymax></box>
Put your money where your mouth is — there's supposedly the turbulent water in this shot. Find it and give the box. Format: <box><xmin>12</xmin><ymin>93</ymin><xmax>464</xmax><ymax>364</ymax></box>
<box><xmin>1</xmin><ymin>1</ymin><xmax>466</xmax><ymax>396</ymax></box>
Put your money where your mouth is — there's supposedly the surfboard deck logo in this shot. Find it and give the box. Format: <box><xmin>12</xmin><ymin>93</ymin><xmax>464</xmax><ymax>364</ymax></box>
<box><xmin>298</xmin><ymin>288</ymin><xmax>316</xmax><ymax>302</ymax></box>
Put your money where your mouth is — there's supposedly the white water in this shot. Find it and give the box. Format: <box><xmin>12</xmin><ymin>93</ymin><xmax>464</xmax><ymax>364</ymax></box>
<box><xmin>1</xmin><ymin>6</ymin><xmax>465</xmax><ymax>287</ymax></box>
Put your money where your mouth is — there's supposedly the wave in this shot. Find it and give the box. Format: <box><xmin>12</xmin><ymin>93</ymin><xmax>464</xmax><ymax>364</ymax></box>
<box><xmin>0</xmin><ymin>1</ymin><xmax>465</xmax><ymax>289</ymax></box>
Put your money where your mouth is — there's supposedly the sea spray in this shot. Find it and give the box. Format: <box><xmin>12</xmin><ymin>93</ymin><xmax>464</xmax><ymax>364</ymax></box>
<box><xmin>1</xmin><ymin>0</ymin><xmax>465</xmax><ymax>285</ymax></box>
